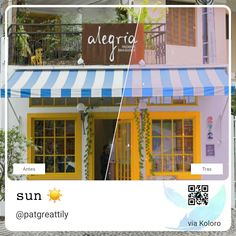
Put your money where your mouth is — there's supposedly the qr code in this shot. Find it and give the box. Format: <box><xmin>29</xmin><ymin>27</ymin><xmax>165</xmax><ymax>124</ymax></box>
<box><xmin>188</xmin><ymin>185</ymin><xmax>209</xmax><ymax>206</ymax></box>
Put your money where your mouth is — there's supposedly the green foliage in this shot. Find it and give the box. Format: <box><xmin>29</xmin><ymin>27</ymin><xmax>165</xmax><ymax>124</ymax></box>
<box><xmin>115</xmin><ymin>8</ymin><xmax>129</xmax><ymax>23</ymax></box>
<box><xmin>0</xmin><ymin>127</ymin><xmax>30</xmax><ymax>200</ymax></box>
<box><xmin>134</xmin><ymin>108</ymin><xmax>144</xmax><ymax>180</ymax></box>
<box><xmin>142</xmin><ymin>109</ymin><xmax>154</xmax><ymax>175</ymax></box>
<box><xmin>134</xmin><ymin>108</ymin><xmax>155</xmax><ymax>179</ymax></box>
<box><xmin>83</xmin><ymin>107</ymin><xmax>94</xmax><ymax>180</ymax></box>
<box><xmin>116</xmin><ymin>0</ymin><xmax>165</xmax><ymax>30</ymax></box>
<box><xmin>16</xmin><ymin>25</ymin><xmax>31</xmax><ymax>59</ymax></box>
<box><xmin>232</xmin><ymin>93</ymin><xmax>236</xmax><ymax>115</ymax></box>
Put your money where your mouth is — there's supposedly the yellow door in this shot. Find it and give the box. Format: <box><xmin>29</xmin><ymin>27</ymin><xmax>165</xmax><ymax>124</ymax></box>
<box><xmin>113</xmin><ymin>120</ymin><xmax>132</xmax><ymax>180</ymax></box>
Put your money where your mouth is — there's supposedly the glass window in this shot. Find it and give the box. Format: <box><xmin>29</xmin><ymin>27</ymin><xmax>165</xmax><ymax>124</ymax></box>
<box><xmin>162</xmin><ymin>97</ymin><xmax>172</xmax><ymax>104</ymax></box>
<box><xmin>32</xmin><ymin>118</ymin><xmax>76</xmax><ymax>173</ymax></box>
<box><xmin>152</xmin><ymin>118</ymin><xmax>194</xmax><ymax>173</ymax></box>
<box><xmin>148</xmin><ymin>96</ymin><xmax>197</xmax><ymax>105</ymax></box>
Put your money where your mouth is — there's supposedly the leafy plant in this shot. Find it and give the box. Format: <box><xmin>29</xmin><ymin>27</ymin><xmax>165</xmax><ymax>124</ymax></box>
<box><xmin>0</xmin><ymin>126</ymin><xmax>31</xmax><ymax>201</ymax></box>
<box><xmin>83</xmin><ymin>107</ymin><xmax>94</xmax><ymax>180</ymax></box>
<box><xmin>15</xmin><ymin>25</ymin><xmax>31</xmax><ymax>62</ymax></box>
<box><xmin>142</xmin><ymin>109</ymin><xmax>154</xmax><ymax>175</ymax></box>
<box><xmin>232</xmin><ymin>92</ymin><xmax>236</xmax><ymax>115</ymax></box>
<box><xmin>116</xmin><ymin>0</ymin><xmax>165</xmax><ymax>30</ymax></box>
<box><xmin>115</xmin><ymin>7</ymin><xmax>129</xmax><ymax>23</ymax></box>
<box><xmin>134</xmin><ymin>108</ymin><xmax>144</xmax><ymax>179</ymax></box>
<box><xmin>116</xmin><ymin>0</ymin><xmax>166</xmax><ymax>50</ymax></box>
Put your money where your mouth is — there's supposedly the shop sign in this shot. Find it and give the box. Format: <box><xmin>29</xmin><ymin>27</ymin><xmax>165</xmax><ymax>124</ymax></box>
<box><xmin>207</xmin><ymin>116</ymin><xmax>213</xmax><ymax>140</ymax></box>
<box><xmin>206</xmin><ymin>144</ymin><xmax>215</xmax><ymax>156</ymax></box>
<box><xmin>82</xmin><ymin>24</ymin><xmax>144</xmax><ymax>65</ymax></box>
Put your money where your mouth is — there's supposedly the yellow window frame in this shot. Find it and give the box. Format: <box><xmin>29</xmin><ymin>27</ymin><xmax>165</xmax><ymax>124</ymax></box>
<box><xmin>146</xmin><ymin>111</ymin><xmax>201</xmax><ymax>180</ymax></box>
<box><xmin>27</xmin><ymin>113</ymin><xmax>82</xmax><ymax>180</ymax></box>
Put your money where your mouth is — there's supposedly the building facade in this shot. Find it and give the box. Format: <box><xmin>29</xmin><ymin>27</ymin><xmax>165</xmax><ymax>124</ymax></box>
<box><xmin>0</xmin><ymin>4</ymin><xmax>229</xmax><ymax>182</ymax></box>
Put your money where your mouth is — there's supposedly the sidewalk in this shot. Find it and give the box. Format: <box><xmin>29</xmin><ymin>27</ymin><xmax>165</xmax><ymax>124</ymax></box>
<box><xmin>0</xmin><ymin>210</ymin><xmax>235</xmax><ymax>236</ymax></box>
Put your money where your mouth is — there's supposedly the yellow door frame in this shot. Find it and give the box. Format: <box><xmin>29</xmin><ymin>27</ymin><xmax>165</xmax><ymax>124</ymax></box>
<box><xmin>89</xmin><ymin>112</ymin><xmax>139</xmax><ymax>180</ymax></box>
<box><xmin>146</xmin><ymin>111</ymin><xmax>201</xmax><ymax>180</ymax></box>
<box><xmin>27</xmin><ymin>113</ymin><xmax>82</xmax><ymax>180</ymax></box>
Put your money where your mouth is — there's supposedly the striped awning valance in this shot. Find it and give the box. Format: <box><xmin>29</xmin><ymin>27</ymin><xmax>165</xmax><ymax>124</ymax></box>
<box><xmin>0</xmin><ymin>67</ymin><xmax>229</xmax><ymax>98</ymax></box>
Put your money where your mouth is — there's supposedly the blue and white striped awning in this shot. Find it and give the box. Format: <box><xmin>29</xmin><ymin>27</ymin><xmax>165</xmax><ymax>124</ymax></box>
<box><xmin>0</xmin><ymin>67</ymin><xmax>229</xmax><ymax>98</ymax></box>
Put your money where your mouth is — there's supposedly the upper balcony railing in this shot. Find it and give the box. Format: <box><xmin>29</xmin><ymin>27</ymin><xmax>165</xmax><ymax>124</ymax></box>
<box><xmin>8</xmin><ymin>23</ymin><xmax>166</xmax><ymax>66</ymax></box>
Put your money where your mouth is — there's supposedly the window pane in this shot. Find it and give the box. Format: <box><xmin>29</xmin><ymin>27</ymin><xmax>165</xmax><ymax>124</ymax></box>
<box><xmin>55</xmin><ymin>98</ymin><xmax>66</xmax><ymax>106</ymax></box>
<box><xmin>56</xmin><ymin>138</ymin><xmax>64</xmax><ymax>154</ymax></box>
<box><xmin>55</xmin><ymin>120</ymin><xmax>64</xmax><ymax>137</ymax></box>
<box><xmin>173</xmin><ymin>120</ymin><xmax>182</xmax><ymax>136</ymax></box>
<box><xmin>66</xmin><ymin>98</ymin><xmax>78</xmax><ymax>106</ymax></box>
<box><xmin>126</xmin><ymin>97</ymin><xmax>138</xmax><ymax>105</ymax></box>
<box><xmin>31</xmin><ymin>98</ymin><xmax>42</xmax><ymax>106</ymax></box>
<box><xmin>66</xmin><ymin>121</ymin><xmax>75</xmax><ymax>136</ymax></box>
<box><xmin>162</xmin><ymin>97</ymin><xmax>172</xmax><ymax>104</ymax></box>
<box><xmin>45</xmin><ymin>156</ymin><xmax>54</xmax><ymax>173</ymax></box>
<box><xmin>101</xmin><ymin>98</ymin><xmax>113</xmax><ymax>106</ymax></box>
<box><xmin>163</xmin><ymin>120</ymin><xmax>172</xmax><ymax>136</ymax></box>
<box><xmin>184</xmin><ymin>156</ymin><xmax>193</xmax><ymax>172</ymax></box>
<box><xmin>152</xmin><ymin>156</ymin><xmax>162</xmax><ymax>172</ymax></box>
<box><xmin>45</xmin><ymin>138</ymin><xmax>54</xmax><ymax>155</ymax></box>
<box><xmin>175</xmin><ymin>156</ymin><xmax>183</xmax><ymax>172</ymax></box>
<box><xmin>43</xmin><ymin>98</ymin><xmax>54</xmax><ymax>106</ymax></box>
<box><xmin>139</xmin><ymin>97</ymin><xmax>148</xmax><ymax>104</ymax></box>
<box><xmin>66</xmin><ymin>138</ymin><xmax>75</xmax><ymax>155</ymax></box>
<box><xmin>184</xmin><ymin>119</ymin><xmax>193</xmax><ymax>135</ymax></box>
<box><xmin>34</xmin><ymin>120</ymin><xmax>43</xmax><ymax>137</ymax></box>
<box><xmin>152</xmin><ymin>138</ymin><xmax>161</xmax><ymax>154</ymax></box>
<box><xmin>149</xmin><ymin>97</ymin><xmax>161</xmax><ymax>105</ymax></box>
<box><xmin>45</xmin><ymin>120</ymin><xmax>54</xmax><ymax>136</ymax></box>
<box><xmin>113</xmin><ymin>97</ymin><xmax>121</xmax><ymax>106</ymax></box>
<box><xmin>34</xmin><ymin>138</ymin><xmax>43</xmax><ymax>155</ymax></box>
<box><xmin>35</xmin><ymin>156</ymin><xmax>43</xmax><ymax>163</ymax></box>
<box><xmin>163</xmin><ymin>138</ymin><xmax>172</xmax><ymax>154</ymax></box>
<box><xmin>152</xmin><ymin>121</ymin><xmax>161</xmax><ymax>136</ymax></box>
<box><xmin>173</xmin><ymin>137</ymin><xmax>182</xmax><ymax>154</ymax></box>
<box><xmin>56</xmin><ymin>156</ymin><xmax>65</xmax><ymax>173</ymax></box>
<box><xmin>173</xmin><ymin>96</ymin><xmax>185</xmax><ymax>104</ymax></box>
<box><xmin>78</xmin><ymin>98</ymin><xmax>90</xmax><ymax>106</ymax></box>
<box><xmin>66</xmin><ymin>156</ymin><xmax>75</xmax><ymax>172</ymax></box>
<box><xmin>186</xmin><ymin>96</ymin><xmax>195</xmax><ymax>104</ymax></box>
<box><xmin>184</xmin><ymin>137</ymin><xmax>193</xmax><ymax>154</ymax></box>
<box><xmin>163</xmin><ymin>156</ymin><xmax>172</xmax><ymax>172</ymax></box>
<box><xmin>90</xmin><ymin>98</ymin><xmax>101</xmax><ymax>106</ymax></box>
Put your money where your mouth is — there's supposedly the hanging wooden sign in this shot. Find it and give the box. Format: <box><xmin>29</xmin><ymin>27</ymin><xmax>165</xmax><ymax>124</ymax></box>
<box><xmin>82</xmin><ymin>23</ymin><xmax>144</xmax><ymax>65</ymax></box>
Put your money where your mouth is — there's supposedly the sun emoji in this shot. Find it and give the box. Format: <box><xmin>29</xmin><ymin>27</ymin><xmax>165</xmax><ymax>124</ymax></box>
<box><xmin>48</xmin><ymin>188</ymin><xmax>62</xmax><ymax>203</ymax></box>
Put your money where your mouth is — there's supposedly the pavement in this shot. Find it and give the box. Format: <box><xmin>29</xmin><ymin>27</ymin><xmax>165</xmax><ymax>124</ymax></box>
<box><xmin>0</xmin><ymin>210</ymin><xmax>235</xmax><ymax>236</ymax></box>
